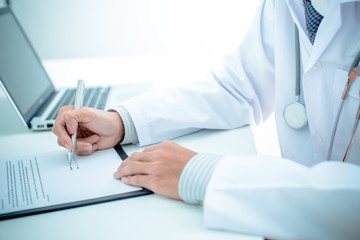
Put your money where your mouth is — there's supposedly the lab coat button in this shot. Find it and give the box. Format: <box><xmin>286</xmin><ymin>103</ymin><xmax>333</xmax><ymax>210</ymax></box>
<box><xmin>312</xmin><ymin>61</ymin><xmax>322</xmax><ymax>71</ymax></box>
<box><xmin>315</xmin><ymin>131</ymin><xmax>323</xmax><ymax>145</ymax></box>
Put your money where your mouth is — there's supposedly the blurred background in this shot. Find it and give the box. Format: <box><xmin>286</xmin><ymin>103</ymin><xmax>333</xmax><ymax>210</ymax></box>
<box><xmin>0</xmin><ymin>0</ymin><xmax>280</xmax><ymax>156</ymax></box>
<box><xmin>1</xmin><ymin>0</ymin><xmax>259</xmax><ymax>60</ymax></box>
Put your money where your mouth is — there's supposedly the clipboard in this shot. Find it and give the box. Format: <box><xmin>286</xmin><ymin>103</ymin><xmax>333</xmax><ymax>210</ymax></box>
<box><xmin>0</xmin><ymin>145</ymin><xmax>152</xmax><ymax>220</ymax></box>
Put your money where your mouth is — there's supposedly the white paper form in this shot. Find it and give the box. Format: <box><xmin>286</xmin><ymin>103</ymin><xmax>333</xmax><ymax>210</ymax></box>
<box><xmin>0</xmin><ymin>148</ymin><xmax>141</xmax><ymax>216</ymax></box>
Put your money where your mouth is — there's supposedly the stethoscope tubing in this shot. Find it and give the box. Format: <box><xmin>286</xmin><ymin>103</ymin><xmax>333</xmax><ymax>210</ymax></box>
<box><xmin>342</xmin><ymin>90</ymin><xmax>360</xmax><ymax>161</ymax></box>
<box><xmin>327</xmin><ymin>100</ymin><xmax>345</xmax><ymax>160</ymax></box>
<box><xmin>289</xmin><ymin>25</ymin><xmax>360</xmax><ymax>161</ymax></box>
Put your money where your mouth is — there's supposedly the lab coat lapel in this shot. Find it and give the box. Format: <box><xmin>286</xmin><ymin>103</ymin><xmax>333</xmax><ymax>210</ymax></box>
<box><xmin>307</xmin><ymin>4</ymin><xmax>342</xmax><ymax>69</ymax></box>
<box><xmin>307</xmin><ymin>0</ymin><xmax>360</xmax><ymax>67</ymax></box>
<box><xmin>285</xmin><ymin>0</ymin><xmax>313</xmax><ymax>56</ymax></box>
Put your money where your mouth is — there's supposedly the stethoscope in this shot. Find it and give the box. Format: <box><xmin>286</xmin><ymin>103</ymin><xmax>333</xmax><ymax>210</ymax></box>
<box><xmin>283</xmin><ymin>26</ymin><xmax>360</xmax><ymax>162</ymax></box>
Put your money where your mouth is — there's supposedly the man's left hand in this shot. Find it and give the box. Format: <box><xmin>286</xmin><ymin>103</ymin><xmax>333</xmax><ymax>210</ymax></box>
<box><xmin>113</xmin><ymin>140</ymin><xmax>197</xmax><ymax>200</ymax></box>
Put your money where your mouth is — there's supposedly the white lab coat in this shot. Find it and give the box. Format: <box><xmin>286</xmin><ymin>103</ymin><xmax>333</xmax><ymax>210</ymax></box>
<box><xmin>120</xmin><ymin>0</ymin><xmax>360</xmax><ymax>239</ymax></box>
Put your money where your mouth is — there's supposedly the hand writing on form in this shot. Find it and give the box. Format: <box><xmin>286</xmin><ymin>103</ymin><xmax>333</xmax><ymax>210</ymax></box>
<box><xmin>52</xmin><ymin>106</ymin><xmax>125</xmax><ymax>155</ymax></box>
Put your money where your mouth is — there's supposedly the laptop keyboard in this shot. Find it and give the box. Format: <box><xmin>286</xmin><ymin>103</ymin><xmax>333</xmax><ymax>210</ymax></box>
<box><xmin>46</xmin><ymin>87</ymin><xmax>110</xmax><ymax>120</ymax></box>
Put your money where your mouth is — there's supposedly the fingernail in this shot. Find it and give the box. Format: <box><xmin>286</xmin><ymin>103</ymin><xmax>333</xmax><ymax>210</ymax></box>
<box><xmin>64</xmin><ymin>143</ymin><xmax>71</xmax><ymax>151</ymax></box>
<box><xmin>92</xmin><ymin>135</ymin><xmax>99</xmax><ymax>144</ymax></box>
<box><xmin>66</xmin><ymin>123</ymin><xmax>72</xmax><ymax>133</ymax></box>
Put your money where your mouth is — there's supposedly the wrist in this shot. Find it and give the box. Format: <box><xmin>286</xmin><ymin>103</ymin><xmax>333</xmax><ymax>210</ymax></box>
<box><xmin>109</xmin><ymin>111</ymin><xmax>125</xmax><ymax>144</ymax></box>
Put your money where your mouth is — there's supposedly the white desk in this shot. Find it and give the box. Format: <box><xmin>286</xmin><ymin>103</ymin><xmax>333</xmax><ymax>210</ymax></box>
<box><xmin>0</xmin><ymin>56</ymin><xmax>261</xmax><ymax>240</ymax></box>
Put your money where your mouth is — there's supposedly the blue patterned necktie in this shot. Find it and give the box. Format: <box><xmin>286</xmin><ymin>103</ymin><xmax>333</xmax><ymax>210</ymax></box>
<box><xmin>303</xmin><ymin>0</ymin><xmax>324</xmax><ymax>44</ymax></box>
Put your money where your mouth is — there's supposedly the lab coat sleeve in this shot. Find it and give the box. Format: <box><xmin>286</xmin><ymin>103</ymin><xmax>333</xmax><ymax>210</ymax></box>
<box><xmin>204</xmin><ymin>156</ymin><xmax>360</xmax><ymax>240</ymax></box>
<box><xmin>118</xmin><ymin>0</ymin><xmax>275</xmax><ymax>146</ymax></box>
<box><xmin>109</xmin><ymin>106</ymin><xmax>139</xmax><ymax>144</ymax></box>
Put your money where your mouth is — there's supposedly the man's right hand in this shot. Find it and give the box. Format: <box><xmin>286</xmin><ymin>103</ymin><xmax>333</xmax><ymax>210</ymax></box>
<box><xmin>52</xmin><ymin>106</ymin><xmax>125</xmax><ymax>156</ymax></box>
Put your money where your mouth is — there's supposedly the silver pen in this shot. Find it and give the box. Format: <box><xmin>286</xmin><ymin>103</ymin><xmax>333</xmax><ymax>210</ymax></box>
<box><xmin>68</xmin><ymin>79</ymin><xmax>85</xmax><ymax>170</ymax></box>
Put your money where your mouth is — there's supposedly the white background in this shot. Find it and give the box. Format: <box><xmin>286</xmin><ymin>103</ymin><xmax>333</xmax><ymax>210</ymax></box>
<box><xmin>6</xmin><ymin>0</ymin><xmax>258</xmax><ymax>59</ymax></box>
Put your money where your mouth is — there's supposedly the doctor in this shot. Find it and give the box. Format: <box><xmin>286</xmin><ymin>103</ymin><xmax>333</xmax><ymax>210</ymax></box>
<box><xmin>53</xmin><ymin>0</ymin><xmax>360</xmax><ymax>239</ymax></box>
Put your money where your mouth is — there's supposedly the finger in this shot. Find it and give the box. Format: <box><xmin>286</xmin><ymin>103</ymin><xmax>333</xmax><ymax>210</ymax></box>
<box><xmin>127</xmin><ymin>151</ymin><xmax>154</xmax><ymax>162</ymax></box>
<box><xmin>74</xmin><ymin>135</ymin><xmax>99</xmax><ymax>155</ymax></box>
<box><xmin>56</xmin><ymin>135</ymin><xmax>73</xmax><ymax>152</ymax></box>
<box><xmin>78</xmin><ymin>134</ymin><xmax>100</xmax><ymax>145</ymax></box>
<box><xmin>64</xmin><ymin>114</ymin><xmax>78</xmax><ymax>136</ymax></box>
<box><xmin>53</xmin><ymin>107</ymin><xmax>76</xmax><ymax>151</ymax></box>
<box><xmin>74</xmin><ymin>140</ymin><xmax>97</xmax><ymax>156</ymax></box>
<box><xmin>70</xmin><ymin>107</ymin><xmax>99</xmax><ymax>125</ymax></box>
<box><xmin>63</xmin><ymin>107</ymin><xmax>96</xmax><ymax>134</ymax></box>
<box><xmin>142</xmin><ymin>140</ymin><xmax>178</xmax><ymax>153</ymax></box>
<box><xmin>119</xmin><ymin>151</ymin><xmax>154</xmax><ymax>170</ymax></box>
<box><xmin>55</xmin><ymin>105</ymin><xmax>74</xmax><ymax>122</ymax></box>
<box><xmin>120</xmin><ymin>175</ymin><xmax>151</xmax><ymax>189</ymax></box>
<box><xmin>115</xmin><ymin>161</ymin><xmax>151</xmax><ymax>178</ymax></box>
<box><xmin>114</xmin><ymin>161</ymin><xmax>151</xmax><ymax>179</ymax></box>
<box><xmin>119</xmin><ymin>157</ymin><xmax>133</xmax><ymax>169</ymax></box>
<box><xmin>53</xmin><ymin>107</ymin><xmax>95</xmax><ymax>151</ymax></box>
<box><xmin>142</xmin><ymin>144</ymin><xmax>162</xmax><ymax>152</ymax></box>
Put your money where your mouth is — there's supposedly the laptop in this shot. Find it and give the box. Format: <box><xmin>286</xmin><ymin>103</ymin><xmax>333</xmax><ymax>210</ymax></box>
<box><xmin>0</xmin><ymin>7</ymin><xmax>151</xmax><ymax>130</ymax></box>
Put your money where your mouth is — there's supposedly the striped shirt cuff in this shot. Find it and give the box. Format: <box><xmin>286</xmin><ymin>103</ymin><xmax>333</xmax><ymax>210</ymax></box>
<box><xmin>108</xmin><ymin>106</ymin><xmax>139</xmax><ymax>144</ymax></box>
<box><xmin>179</xmin><ymin>153</ymin><xmax>222</xmax><ymax>204</ymax></box>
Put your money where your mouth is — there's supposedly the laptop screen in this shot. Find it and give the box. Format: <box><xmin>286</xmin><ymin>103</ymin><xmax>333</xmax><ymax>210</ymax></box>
<box><xmin>0</xmin><ymin>8</ymin><xmax>54</xmax><ymax>125</ymax></box>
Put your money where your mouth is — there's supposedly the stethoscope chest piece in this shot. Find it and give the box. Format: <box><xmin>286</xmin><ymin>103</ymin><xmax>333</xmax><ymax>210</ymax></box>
<box><xmin>283</xmin><ymin>101</ymin><xmax>308</xmax><ymax>130</ymax></box>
